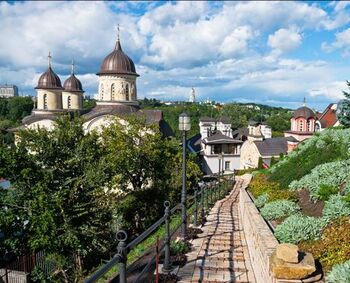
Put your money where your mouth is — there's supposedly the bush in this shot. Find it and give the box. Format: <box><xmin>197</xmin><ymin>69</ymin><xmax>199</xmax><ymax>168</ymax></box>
<box><xmin>289</xmin><ymin>159</ymin><xmax>350</xmax><ymax>201</ymax></box>
<box><xmin>299</xmin><ymin>217</ymin><xmax>350</xmax><ymax>273</ymax></box>
<box><xmin>269</xmin><ymin>129</ymin><xmax>350</xmax><ymax>188</ymax></box>
<box><xmin>267</xmin><ymin>189</ymin><xmax>298</xmax><ymax>203</ymax></box>
<box><xmin>249</xmin><ymin>174</ymin><xmax>282</xmax><ymax>198</ymax></box>
<box><xmin>274</xmin><ymin>214</ymin><xmax>327</xmax><ymax>244</ymax></box>
<box><xmin>327</xmin><ymin>259</ymin><xmax>350</xmax><ymax>283</ymax></box>
<box><xmin>317</xmin><ymin>184</ymin><xmax>339</xmax><ymax>201</ymax></box>
<box><xmin>255</xmin><ymin>193</ymin><xmax>269</xmax><ymax>208</ymax></box>
<box><xmin>322</xmin><ymin>194</ymin><xmax>350</xmax><ymax>223</ymax></box>
<box><xmin>170</xmin><ymin>240</ymin><xmax>190</xmax><ymax>255</ymax></box>
<box><xmin>260</xmin><ymin>200</ymin><xmax>300</xmax><ymax>221</ymax></box>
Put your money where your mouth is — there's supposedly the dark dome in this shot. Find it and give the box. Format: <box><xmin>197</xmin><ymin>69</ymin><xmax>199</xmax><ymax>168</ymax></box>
<box><xmin>293</xmin><ymin>106</ymin><xmax>316</xmax><ymax>119</ymax></box>
<box><xmin>35</xmin><ymin>67</ymin><xmax>62</xmax><ymax>89</ymax></box>
<box><xmin>97</xmin><ymin>40</ymin><xmax>139</xmax><ymax>76</ymax></box>
<box><xmin>63</xmin><ymin>74</ymin><xmax>83</xmax><ymax>92</ymax></box>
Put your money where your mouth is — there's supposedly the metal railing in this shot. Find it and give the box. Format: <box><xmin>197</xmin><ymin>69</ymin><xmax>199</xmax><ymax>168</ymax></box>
<box><xmin>84</xmin><ymin>174</ymin><xmax>235</xmax><ymax>283</ymax></box>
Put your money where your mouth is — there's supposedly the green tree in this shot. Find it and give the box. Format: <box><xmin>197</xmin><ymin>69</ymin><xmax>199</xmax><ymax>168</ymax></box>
<box><xmin>337</xmin><ymin>81</ymin><xmax>350</xmax><ymax>127</ymax></box>
<box><xmin>258</xmin><ymin>157</ymin><xmax>263</xmax><ymax>169</ymax></box>
<box><xmin>0</xmin><ymin>116</ymin><xmax>117</xmax><ymax>281</ymax></box>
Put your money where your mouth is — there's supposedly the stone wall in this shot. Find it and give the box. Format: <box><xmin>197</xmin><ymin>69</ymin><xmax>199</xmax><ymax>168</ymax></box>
<box><xmin>238</xmin><ymin>175</ymin><xmax>279</xmax><ymax>283</ymax></box>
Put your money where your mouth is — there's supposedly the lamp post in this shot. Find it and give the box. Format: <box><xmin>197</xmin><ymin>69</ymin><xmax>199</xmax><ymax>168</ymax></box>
<box><xmin>179</xmin><ymin>112</ymin><xmax>191</xmax><ymax>239</ymax></box>
<box><xmin>218</xmin><ymin>153</ymin><xmax>223</xmax><ymax>177</ymax></box>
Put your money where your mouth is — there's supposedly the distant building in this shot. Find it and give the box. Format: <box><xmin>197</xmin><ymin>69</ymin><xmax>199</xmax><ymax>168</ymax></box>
<box><xmin>315</xmin><ymin>103</ymin><xmax>340</xmax><ymax>131</ymax></box>
<box><xmin>188</xmin><ymin>117</ymin><xmax>243</xmax><ymax>175</ymax></box>
<box><xmin>0</xmin><ymin>84</ymin><xmax>18</xmax><ymax>98</ymax></box>
<box><xmin>189</xmin><ymin>88</ymin><xmax>196</xmax><ymax>103</ymax></box>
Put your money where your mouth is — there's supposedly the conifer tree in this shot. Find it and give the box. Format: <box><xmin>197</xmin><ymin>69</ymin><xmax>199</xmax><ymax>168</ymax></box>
<box><xmin>337</xmin><ymin>81</ymin><xmax>350</xmax><ymax>127</ymax></box>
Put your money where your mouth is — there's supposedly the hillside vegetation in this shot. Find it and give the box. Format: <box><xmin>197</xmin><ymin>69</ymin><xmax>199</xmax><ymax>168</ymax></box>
<box><xmin>249</xmin><ymin>128</ymin><xmax>350</xmax><ymax>279</ymax></box>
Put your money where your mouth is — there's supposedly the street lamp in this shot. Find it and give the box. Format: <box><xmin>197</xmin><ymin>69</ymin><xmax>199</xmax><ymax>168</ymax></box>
<box><xmin>179</xmin><ymin>112</ymin><xmax>191</xmax><ymax>239</ymax></box>
<box><xmin>218</xmin><ymin>153</ymin><xmax>223</xmax><ymax>177</ymax></box>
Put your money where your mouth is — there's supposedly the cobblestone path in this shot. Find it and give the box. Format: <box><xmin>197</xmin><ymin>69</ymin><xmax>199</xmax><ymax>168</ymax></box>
<box><xmin>177</xmin><ymin>178</ymin><xmax>256</xmax><ymax>283</ymax></box>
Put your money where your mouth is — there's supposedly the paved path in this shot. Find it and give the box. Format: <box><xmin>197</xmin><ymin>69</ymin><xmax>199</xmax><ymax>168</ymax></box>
<box><xmin>177</xmin><ymin>178</ymin><xmax>256</xmax><ymax>283</ymax></box>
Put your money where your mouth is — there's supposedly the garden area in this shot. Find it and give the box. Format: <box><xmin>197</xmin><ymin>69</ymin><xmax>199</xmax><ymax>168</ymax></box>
<box><xmin>248</xmin><ymin>128</ymin><xmax>350</xmax><ymax>282</ymax></box>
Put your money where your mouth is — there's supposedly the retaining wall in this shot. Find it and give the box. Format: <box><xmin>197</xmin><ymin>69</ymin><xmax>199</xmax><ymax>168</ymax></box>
<box><xmin>238</xmin><ymin>176</ymin><xmax>278</xmax><ymax>283</ymax></box>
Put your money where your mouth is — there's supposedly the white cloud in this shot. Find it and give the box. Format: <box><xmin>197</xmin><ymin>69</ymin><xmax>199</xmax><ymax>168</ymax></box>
<box><xmin>268</xmin><ymin>28</ymin><xmax>302</xmax><ymax>54</ymax></box>
<box><xmin>322</xmin><ymin>28</ymin><xmax>350</xmax><ymax>56</ymax></box>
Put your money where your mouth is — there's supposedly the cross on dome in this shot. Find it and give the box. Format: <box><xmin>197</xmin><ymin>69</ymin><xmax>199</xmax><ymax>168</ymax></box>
<box><xmin>71</xmin><ymin>59</ymin><xmax>75</xmax><ymax>75</ymax></box>
<box><xmin>48</xmin><ymin>51</ymin><xmax>52</xmax><ymax>68</ymax></box>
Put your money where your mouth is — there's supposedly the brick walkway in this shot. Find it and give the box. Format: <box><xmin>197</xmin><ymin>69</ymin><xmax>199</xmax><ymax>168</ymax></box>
<box><xmin>177</xmin><ymin>178</ymin><xmax>256</xmax><ymax>283</ymax></box>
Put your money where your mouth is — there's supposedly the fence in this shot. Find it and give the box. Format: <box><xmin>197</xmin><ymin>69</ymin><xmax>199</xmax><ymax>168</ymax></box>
<box><xmin>84</xmin><ymin>174</ymin><xmax>235</xmax><ymax>283</ymax></box>
<box><xmin>0</xmin><ymin>251</ymin><xmax>54</xmax><ymax>283</ymax></box>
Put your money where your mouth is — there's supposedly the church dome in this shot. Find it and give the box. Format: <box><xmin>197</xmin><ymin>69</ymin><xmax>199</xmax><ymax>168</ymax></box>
<box><xmin>97</xmin><ymin>40</ymin><xmax>139</xmax><ymax>77</ymax></box>
<box><xmin>63</xmin><ymin>74</ymin><xmax>83</xmax><ymax>92</ymax></box>
<box><xmin>293</xmin><ymin>106</ymin><xmax>316</xmax><ymax>119</ymax></box>
<box><xmin>35</xmin><ymin>67</ymin><xmax>62</xmax><ymax>90</ymax></box>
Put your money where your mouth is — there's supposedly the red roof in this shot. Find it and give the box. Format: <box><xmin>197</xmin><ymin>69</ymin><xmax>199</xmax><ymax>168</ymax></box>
<box><xmin>319</xmin><ymin>104</ymin><xmax>338</xmax><ymax>128</ymax></box>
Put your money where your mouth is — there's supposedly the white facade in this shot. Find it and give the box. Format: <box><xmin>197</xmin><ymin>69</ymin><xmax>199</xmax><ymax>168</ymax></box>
<box><xmin>98</xmin><ymin>75</ymin><xmax>137</xmax><ymax>103</ymax></box>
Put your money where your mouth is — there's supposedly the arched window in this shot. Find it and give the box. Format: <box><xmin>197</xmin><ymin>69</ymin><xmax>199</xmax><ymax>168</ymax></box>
<box><xmin>43</xmin><ymin>93</ymin><xmax>48</xmax><ymax>110</ymax></box>
<box><xmin>125</xmin><ymin>84</ymin><xmax>129</xmax><ymax>100</ymax></box>
<box><xmin>67</xmin><ymin>96</ymin><xmax>71</xmax><ymax>109</ymax></box>
<box><xmin>100</xmin><ymin>84</ymin><xmax>104</xmax><ymax>100</ymax></box>
<box><xmin>111</xmin><ymin>83</ymin><xmax>115</xmax><ymax>100</ymax></box>
<box><xmin>307</xmin><ymin>119</ymin><xmax>311</xmax><ymax>132</ymax></box>
<box><xmin>299</xmin><ymin>120</ymin><xmax>304</xmax><ymax>132</ymax></box>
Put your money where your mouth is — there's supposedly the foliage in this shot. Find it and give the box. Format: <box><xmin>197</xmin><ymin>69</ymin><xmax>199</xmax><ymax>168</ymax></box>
<box><xmin>274</xmin><ymin>214</ymin><xmax>327</xmax><ymax>244</ymax></box>
<box><xmin>267</xmin><ymin>189</ymin><xmax>298</xmax><ymax>203</ymax></box>
<box><xmin>270</xmin><ymin>156</ymin><xmax>276</xmax><ymax>167</ymax></box>
<box><xmin>289</xmin><ymin>159</ymin><xmax>350</xmax><ymax>201</ymax></box>
<box><xmin>327</xmin><ymin>259</ymin><xmax>350</xmax><ymax>283</ymax></box>
<box><xmin>82</xmin><ymin>98</ymin><xmax>96</xmax><ymax>110</ymax></box>
<box><xmin>337</xmin><ymin>80</ymin><xmax>350</xmax><ymax>127</ymax></box>
<box><xmin>322</xmin><ymin>194</ymin><xmax>350</xmax><ymax>223</ymax></box>
<box><xmin>299</xmin><ymin>217</ymin><xmax>350</xmax><ymax>273</ymax></box>
<box><xmin>249</xmin><ymin>173</ymin><xmax>283</xmax><ymax>198</ymax></box>
<box><xmin>235</xmin><ymin>168</ymin><xmax>257</xmax><ymax>176</ymax></box>
<box><xmin>270</xmin><ymin>128</ymin><xmax>350</xmax><ymax>188</ymax></box>
<box><xmin>260</xmin><ymin>200</ymin><xmax>300</xmax><ymax>221</ymax></box>
<box><xmin>170</xmin><ymin>240</ymin><xmax>190</xmax><ymax>255</ymax></box>
<box><xmin>317</xmin><ymin>184</ymin><xmax>339</xmax><ymax>201</ymax></box>
<box><xmin>254</xmin><ymin>193</ymin><xmax>269</xmax><ymax>208</ymax></box>
<box><xmin>0</xmin><ymin>96</ymin><xmax>33</xmax><ymax>122</ymax></box>
<box><xmin>0</xmin><ymin>116</ymin><xmax>117</xmax><ymax>281</ymax></box>
<box><xmin>258</xmin><ymin>157</ymin><xmax>263</xmax><ymax>169</ymax></box>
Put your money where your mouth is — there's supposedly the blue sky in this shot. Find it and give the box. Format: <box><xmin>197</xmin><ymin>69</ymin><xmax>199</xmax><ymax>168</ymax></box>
<box><xmin>1</xmin><ymin>1</ymin><xmax>350</xmax><ymax>110</ymax></box>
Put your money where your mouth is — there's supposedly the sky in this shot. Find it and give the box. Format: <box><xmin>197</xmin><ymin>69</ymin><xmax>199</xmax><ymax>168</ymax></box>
<box><xmin>1</xmin><ymin>1</ymin><xmax>350</xmax><ymax>110</ymax></box>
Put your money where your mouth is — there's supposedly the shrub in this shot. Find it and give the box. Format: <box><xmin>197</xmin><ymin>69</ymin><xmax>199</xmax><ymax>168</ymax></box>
<box><xmin>255</xmin><ymin>193</ymin><xmax>269</xmax><ymax>208</ymax></box>
<box><xmin>289</xmin><ymin>159</ymin><xmax>350</xmax><ymax>201</ymax></box>
<box><xmin>267</xmin><ymin>189</ymin><xmax>298</xmax><ymax>203</ymax></box>
<box><xmin>269</xmin><ymin>129</ymin><xmax>350</xmax><ymax>188</ymax></box>
<box><xmin>274</xmin><ymin>214</ymin><xmax>327</xmax><ymax>244</ymax></box>
<box><xmin>317</xmin><ymin>184</ymin><xmax>339</xmax><ymax>201</ymax></box>
<box><xmin>235</xmin><ymin>168</ymin><xmax>256</xmax><ymax>176</ymax></box>
<box><xmin>249</xmin><ymin>174</ymin><xmax>282</xmax><ymax>198</ymax></box>
<box><xmin>322</xmin><ymin>194</ymin><xmax>350</xmax><ymax>223</ymax></box>
<box><xmin>170</xmin><ymin>240</ymin><xmax>190</xmax><ymax>255</ymax></box>
<box><xmin>299</xmin><ymin>217</ymin><xmax>350</xmax><ymax>273</ymax></box>
<box><xmin>327</xmin><ymin>259</ymin><xmax>350</xmax><ymax>283</ymax></box>
<box><xmin>260</xmin><ymin>200</ymin><xmax>300</xmax><ymax>221</ymax></box>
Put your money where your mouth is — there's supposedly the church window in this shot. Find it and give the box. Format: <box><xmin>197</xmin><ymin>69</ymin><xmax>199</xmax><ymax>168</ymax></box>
<box><xmin>111</xmin><ymin>83</ymin><xmax>115</xmax><ymax>100</ymax></box>
<box><xmin>100</xmin><ymin>84</ymin><xmax>104</xmax><ymax>100</ymax></box>
<box><xmin>299</xmin><ymin>120</ymin><xmax>304</xmax><ymax>131</ymax></box>
<box><xmin>307</xmin><ymin>120</ymin><xmax>311</xmax><ymax>132</ymax></box>
<box><xmin>43</xmin><ymin>93</ymin><xmax>48</xmax><ymax>110</ymax></box>
<box><xmin>67</xmin><ymin>96</ymin><xmax>71</xmax><ymax>109</ymax></box>
<box><xmin>125</xmin><ymin>84</ymin><xmax>129</xmax><ymax>100</ymax></box>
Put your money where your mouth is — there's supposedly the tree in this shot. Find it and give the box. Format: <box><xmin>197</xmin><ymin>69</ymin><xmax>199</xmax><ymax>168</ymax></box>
<box><xmin>337</xmin><ymin>81</ymin><xmax>350</xmax><ymax>127</ymax></box>
<box><xmin>258</xmin><ymin>157</ymin><xmax>263</xmax><ymax>169</ymax></box>
<box><xmin>0</xmin><ymin>116</ymin><xmax>117</xmax><ymax>281</ymax></box>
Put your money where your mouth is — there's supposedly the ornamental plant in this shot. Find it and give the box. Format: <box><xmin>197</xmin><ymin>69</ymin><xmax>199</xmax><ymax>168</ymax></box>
<box><xmin>249</xmin><ymin>173</ymin><xmax>282</xmax><ymax>198</ymax></box>
<box><xmin>299</xmin><ymin>217</ymin><xmax>350</xmax><ymax>273</ymax></box>
<box><xmin>260</xmin><ymin>200</ymin><xmax>300</xmax><ymax>221</ymax></box>
<box><xmin>289</xmin><ymin>159</ymin><xmax>350</xmax><ymax>201</ymax></box>
<box><xmin>322</xmin><ymin>194</ymin><xmax>350</xmax><ymax>223</ymax></box>
<box><xmin>274</xmin><ymin>214</ymin><xmax>327</xmax><ymax>244</ymax></box>
<box><xmin>254</xmin><ymin>193</ymin><xmax>268</xmax><ymax>208</ymax></box>
<box><xmin>327</xmin><ymin>259</ymin><xmax>350</xmax><ymax>283</ymax></box>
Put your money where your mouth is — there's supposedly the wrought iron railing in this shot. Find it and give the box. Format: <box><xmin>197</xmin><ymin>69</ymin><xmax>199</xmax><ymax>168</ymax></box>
<box><xmin>84</xmin><ymin>174</ymin><xmax>235</xmax><ymax>283</ymax></box>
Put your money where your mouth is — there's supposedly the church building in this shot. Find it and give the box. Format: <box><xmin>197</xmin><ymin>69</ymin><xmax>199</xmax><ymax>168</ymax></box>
<box><xmin>18</xmin><ymin>33</ymin><xmax>173</xmax><ymax>136</ymax></box>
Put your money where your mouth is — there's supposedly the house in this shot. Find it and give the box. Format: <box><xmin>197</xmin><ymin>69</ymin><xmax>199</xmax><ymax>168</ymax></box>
<box><xmin>188</xmin><ymin>117</ymin><xmax>243</xmax><ymax>175</ymax></box>
<box><xmin>315</xmin><ymin>103</ymin><xmax>340</xmax><ymax>131</ymax></box>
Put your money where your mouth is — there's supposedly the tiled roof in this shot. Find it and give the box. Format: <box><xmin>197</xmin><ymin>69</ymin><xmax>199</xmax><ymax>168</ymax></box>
<box><xmin>204</xmin><ymin>131</ymin><xmax>243</xmax><ymax>145</ymax></box>
<box><xmin>253</xmin><ymin>137</ymin><xmax>289</xmax><ymax>156</ymax></box>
